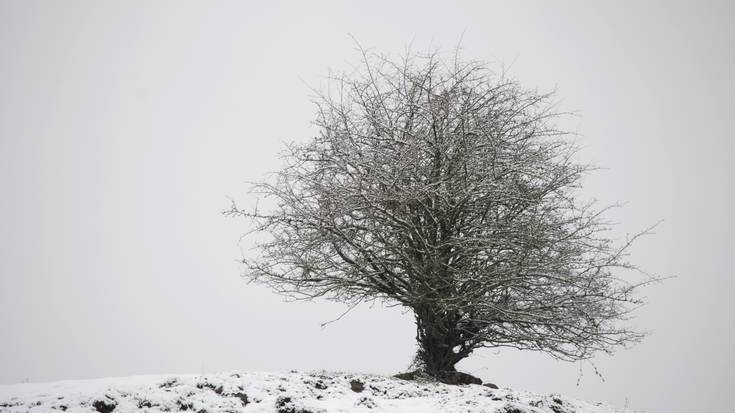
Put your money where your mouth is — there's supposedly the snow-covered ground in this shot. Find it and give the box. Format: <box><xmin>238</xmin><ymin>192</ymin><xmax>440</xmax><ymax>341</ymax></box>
<box><xmin>0</xmin><ymin>371</ymin><xmax>624</xmax><ymax>413</ymax></box>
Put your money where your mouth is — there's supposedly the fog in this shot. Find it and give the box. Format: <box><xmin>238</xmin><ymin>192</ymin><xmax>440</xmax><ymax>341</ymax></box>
<box><xmin>1</xmin><ymin>2</ymin><xmax>733</xmax><ymax>412</ymax></box>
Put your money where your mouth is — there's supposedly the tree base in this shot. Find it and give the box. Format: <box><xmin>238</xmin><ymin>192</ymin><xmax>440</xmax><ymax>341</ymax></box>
<box><xmin>393</xmin><ymin>370</ymin><xmax>483</xmax><ymax>385</ymax></box>
<box><xmin>436</xmin><ymin>371</ymin><xmax>483</xmax><ymax>385</ymax></box>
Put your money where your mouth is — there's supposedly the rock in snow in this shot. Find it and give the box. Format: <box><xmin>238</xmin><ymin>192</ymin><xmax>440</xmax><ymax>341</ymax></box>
<box><xmin>0</xmin><ymin>371</ymin><xmax>623</xmax><ymax>413</ymax></box>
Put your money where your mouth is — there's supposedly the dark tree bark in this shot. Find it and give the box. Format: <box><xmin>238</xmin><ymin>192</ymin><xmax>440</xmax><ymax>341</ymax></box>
<box><xmin>414</xmin><ymin>307</ymin><xmax>463</xmax><ymax>376</ymax></box>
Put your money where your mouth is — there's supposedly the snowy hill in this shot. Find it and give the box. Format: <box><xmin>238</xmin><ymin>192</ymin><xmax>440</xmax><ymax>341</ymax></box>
<box><xmin>0</xmin><ymin>371</ymin><xmax>623</xmax><ymax>413</ymax></box>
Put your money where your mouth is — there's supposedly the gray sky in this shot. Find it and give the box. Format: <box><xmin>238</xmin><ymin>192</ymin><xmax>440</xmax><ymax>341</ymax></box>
<box><xmin>1</xmin><ymin>1</ymin><xmax>733</xmax><ymax>412</ymax></box>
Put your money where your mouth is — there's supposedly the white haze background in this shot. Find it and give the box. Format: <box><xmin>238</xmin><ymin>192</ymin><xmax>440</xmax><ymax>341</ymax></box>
<box><xmin>1</xmin><ymin>2</ymin><xmax>733</xmax><ymax>412</ymax></box>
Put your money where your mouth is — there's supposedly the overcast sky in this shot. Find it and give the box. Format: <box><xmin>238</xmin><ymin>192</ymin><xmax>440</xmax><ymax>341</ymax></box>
<box><xmin>1</xmin><ymin>2</ymin><xmax>733</xmax><ymax>412</ymax></box>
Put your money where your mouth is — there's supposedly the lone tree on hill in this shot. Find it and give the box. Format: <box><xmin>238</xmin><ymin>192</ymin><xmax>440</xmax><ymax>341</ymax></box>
<box><xmin>226</xmin><ymin>47</ymin><xmax>657</xmax><ymax>384</ymax></box>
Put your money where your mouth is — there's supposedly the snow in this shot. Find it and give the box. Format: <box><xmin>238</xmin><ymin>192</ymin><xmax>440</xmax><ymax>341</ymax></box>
<box><xmin>0</xmin><ymin>371</ymin><xmax>624</xmax><ymax>413</ymax></box>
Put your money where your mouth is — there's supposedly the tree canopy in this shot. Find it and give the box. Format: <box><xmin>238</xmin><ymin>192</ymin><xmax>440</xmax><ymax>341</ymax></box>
<box><xmin>227</xmin><ymin>47</ymin><xmax>657</xmax><ymax>383</ymax></box>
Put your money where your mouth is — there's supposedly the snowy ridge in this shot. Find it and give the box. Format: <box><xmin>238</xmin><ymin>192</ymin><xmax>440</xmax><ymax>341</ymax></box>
<box><xmin>0</xmin><ymin>371</ymin><xmax>623</xmax><ymax>413</ymax></box>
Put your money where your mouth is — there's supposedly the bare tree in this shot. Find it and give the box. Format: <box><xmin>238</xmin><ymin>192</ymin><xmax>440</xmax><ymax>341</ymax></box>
<box><xmin>226</xmin><ymin>47</ymin><xmax>657</xmax><ymax>384</ymax></box>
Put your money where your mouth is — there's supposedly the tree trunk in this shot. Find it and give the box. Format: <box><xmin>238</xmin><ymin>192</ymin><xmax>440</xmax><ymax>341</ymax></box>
<box><xmin>412</xmin><ymin>305</ymin><xmax>483</xmax><ymax>385</ymax></box>
<box><xmin>413</xmin><ymin>305</ymin><xmax>464</xmax><ymax>381</ymax></box>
